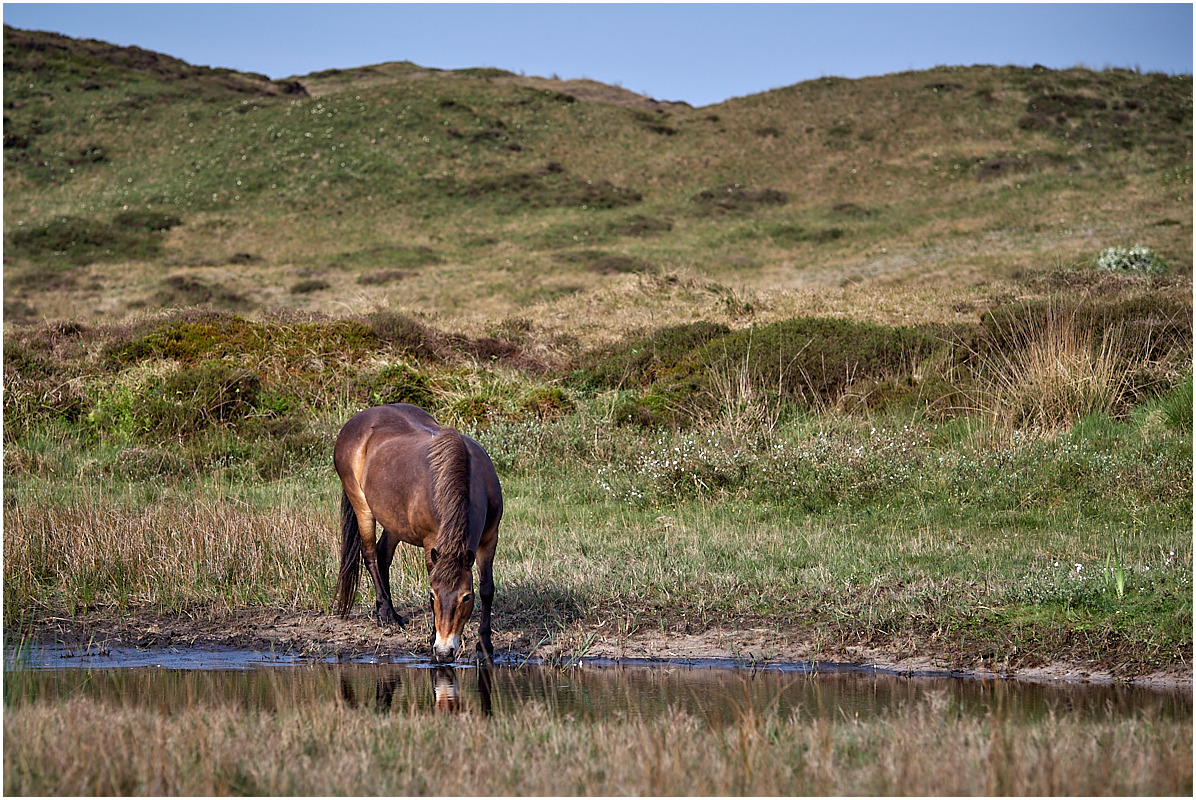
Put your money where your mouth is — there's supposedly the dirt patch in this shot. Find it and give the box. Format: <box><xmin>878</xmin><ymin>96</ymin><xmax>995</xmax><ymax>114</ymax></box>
<box><xmin>8</xmin><ymin>608</ymin><xmax>1190</xmax><ymax>689</ymax></box>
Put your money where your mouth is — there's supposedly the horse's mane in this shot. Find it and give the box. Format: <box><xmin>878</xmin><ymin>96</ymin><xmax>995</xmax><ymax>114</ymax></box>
<box><xmin>428</xmin><ymin>427</ymin><xmax>472</xmax><ymax>583</ymax></box>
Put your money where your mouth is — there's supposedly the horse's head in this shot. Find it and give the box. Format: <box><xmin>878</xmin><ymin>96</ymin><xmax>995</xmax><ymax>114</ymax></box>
<box><xmin>428</xmin><ymin>547</ymin><xmax>475</xmax><ymax>663</ymax></box>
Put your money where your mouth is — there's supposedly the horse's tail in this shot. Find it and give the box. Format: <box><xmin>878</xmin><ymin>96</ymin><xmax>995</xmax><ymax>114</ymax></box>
<box><xmin>428</xmin><ymin>428</ymin><xmax>471</xmax><ymax>580</ymax></box>
<box><xmin>334</xmin><ymin>490</ymin><xmax>362</xmax><ymax>617</ymax></box>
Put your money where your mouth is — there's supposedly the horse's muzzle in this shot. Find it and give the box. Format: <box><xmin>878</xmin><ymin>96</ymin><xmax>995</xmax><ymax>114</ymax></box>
<box><xmin>432</xmin><ymin>632</ymin><xmax>462</xmax><ymax>663</ymax></box>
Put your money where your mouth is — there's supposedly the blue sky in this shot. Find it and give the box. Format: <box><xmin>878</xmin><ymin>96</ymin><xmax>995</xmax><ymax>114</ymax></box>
<box><xmin>3</xmin><ymin>3</ymin><xmax>1192</xmax><ymax>107</ymax></box>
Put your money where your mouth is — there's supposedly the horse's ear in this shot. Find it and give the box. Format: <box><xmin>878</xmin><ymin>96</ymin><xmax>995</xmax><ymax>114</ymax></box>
<box><xmin>430</xmin><ymin>548</ymin><xmax>440</xmax><ymax>565</ymax></box>
<box><xmin>465</xmin><ymin>550</ymin><xmax>476</xmax><ymax>569</ymax></box>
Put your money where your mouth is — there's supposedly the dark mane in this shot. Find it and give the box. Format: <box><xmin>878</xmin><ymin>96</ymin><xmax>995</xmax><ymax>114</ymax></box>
<box><xmin>428</xmin><ymin>427</ymin><xmax>471</xmax><ymax>583</ymax></box>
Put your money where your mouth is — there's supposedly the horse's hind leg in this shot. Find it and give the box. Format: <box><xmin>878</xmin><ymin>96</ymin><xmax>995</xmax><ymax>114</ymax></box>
<box><xmin>345</xmin><ymin>483</ymin><xmax>401</xmax><ymax>626</ymax></box>
<box><xmin>373</xmin><ymin>528</ymin><xmax>404</xmax><ymax>626</ymax></box>
<box><xmin>365</xmin><ymin>526</ymin><xmax>402</xmax><ymax>626</ymax></box>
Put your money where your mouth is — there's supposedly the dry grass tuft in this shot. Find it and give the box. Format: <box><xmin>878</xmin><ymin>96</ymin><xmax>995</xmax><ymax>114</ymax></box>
<box><xmin>976</xmin><ymin>300</ymin><xmax>1133</xmax><ymax>430</ymax></box>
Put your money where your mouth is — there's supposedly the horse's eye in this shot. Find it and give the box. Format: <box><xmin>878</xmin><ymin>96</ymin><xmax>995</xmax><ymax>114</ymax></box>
<box><xmin>461</xmin><ymin>593</ymin><xmax>473</xmax><ymax>604</ymax></box>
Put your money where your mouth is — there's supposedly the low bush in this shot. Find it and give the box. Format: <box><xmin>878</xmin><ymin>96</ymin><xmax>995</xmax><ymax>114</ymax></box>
<box><xmin>290</xmin><ymin>279</ymin><xmax>329</xmax><ymax>295</ymax></box>
<box><xmin>111</xmin><ymin>209</ymin><xmax>183</xmax><ymax>233</ymax></box>
<box><xmin>979</xmin><ymin>296</ymin><xmax>1192</xmax><ymax>405</ymax></box>
<box><xmin>576</xmin><ymin>321</ymin><xmax>731</xmax><ymax>390</ymax></box>
<box><xmin>1094</xmin><ymin>244</ymin><xmax>1167</xmax><ymax>274</ymax></box>
<box><xmin>974</xmin><ymin>309</ymin><xmax>1130</xmax><ymax>429</ymax></box>
<box><xmin>451</xmin><ymin>165</ymin><xmax>642</xmax><ymax>211</ymax></box>
<box><xmin>88</xmin><ymin>361</ymin><xmax>262</xmax><ymax>442</ymax></box>
<box><xmin>1156</xmin><ymin>373</ymin><xmax>1193</xmax><ymax>431</ymax></box>
<box><xmin>108</xmin><ymin>312</ymin><xmax>380</xmax><ymax>368</ymax></box>
<box><xmin>764</xmin><ymin>222</ymin><xmax>845</xmax><ymax>245</ymax></box>
<box><xmin>332</xmin><ymin>244</ymin><xmax>439</xmax><ymax>271</ymax></box>
<box><xmin>157</xmin><ymin>276</ymin><xmax>254</xmax><ymax>310</ymax></box>
<box><xmin>366</xmin><ymin>312</ymin><xmax>446</xmax><ymax>361</ymax></box>
<box><xmin>520</xmin><ymin>386</ymin><xmax>575</xmax><ymax>418</ymax></box>
<box><xmin>662</xmin><ymin>317</ymin><xmax>950</xmax><ymax>415</ymax></box>
<box><xmin>355</xmin><ymin>364</ymin><xmax>437</xmax><ymax>408</ymax></box>
<box><xmin>7</xmin><ymin>212</ymin><xmax>181</xmax><ymax>265</ymax></box>
<box><xmin>447</xmin><ymin>393</ymin><xmax>508</xmax><ymax>427</ymax></box>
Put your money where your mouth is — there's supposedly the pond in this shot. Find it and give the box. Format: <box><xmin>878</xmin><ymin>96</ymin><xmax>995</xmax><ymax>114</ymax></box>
<box><xmin>6</xmin><ymin>644</ymin><xmax>1189</xmax><ymax>727</ymax></box>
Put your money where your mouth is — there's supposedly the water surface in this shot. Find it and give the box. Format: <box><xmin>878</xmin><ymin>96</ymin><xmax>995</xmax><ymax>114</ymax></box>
<box><xmin>5</xmin><ymin>645</ymin><xmax>1189</xmax><ymax>727</ymax></box>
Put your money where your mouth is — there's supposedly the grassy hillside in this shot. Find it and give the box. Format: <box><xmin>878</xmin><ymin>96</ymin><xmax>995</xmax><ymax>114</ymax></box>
<box><xmin>3</xmin><ymin>27</ymin><xmax>1192</xmax><ymax>677</ymax></box>
<box><xmin>3</xmin><ymin>25</ymin><xmax>1191</xmax><ymax>333</ymax></box>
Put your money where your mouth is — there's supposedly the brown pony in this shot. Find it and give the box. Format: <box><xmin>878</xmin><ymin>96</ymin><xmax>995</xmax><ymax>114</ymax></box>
<box><xmin>333</xmin><ymin>404</ymin><xmax>502</xmax><ymax>663</ymax></box>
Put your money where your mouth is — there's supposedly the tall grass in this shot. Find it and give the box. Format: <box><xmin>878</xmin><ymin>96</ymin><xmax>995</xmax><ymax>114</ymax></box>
<box><xmin>3</xmin><ymin>486</ymin><xmax>339</xmax><ymax>617</ymax></box>
<box><xmin>3</xmin><ymin>692</ymin><xmax>1189</xmax><ymax>795</ymax></box>
<box><xmin>976</xmin><ymin>301</ymin><xmax>1133</xmax><ymax>429</ymax></box>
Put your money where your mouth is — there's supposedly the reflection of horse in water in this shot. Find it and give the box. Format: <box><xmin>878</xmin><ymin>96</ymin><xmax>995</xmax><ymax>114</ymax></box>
<box><xmin>339</xmin><ymin>665</ymin><xmax>492</xmax><ymax>716</ymax></box>
<box><xmin>433</xmin><ymin>666</ymin><xmax>463</xmax><ymax>714</ymax></box>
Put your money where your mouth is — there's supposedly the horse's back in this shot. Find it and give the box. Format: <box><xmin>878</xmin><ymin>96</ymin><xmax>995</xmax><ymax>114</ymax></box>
<box><xmin>335</xmin><ymin>404</ymin><xmax>501</xmax><ymax>539</ymax></box>
<box><xmin>338</xmin><ymin>403</ymin><xmax>439</xmax><ymax>442</ymax></box>
<box><xmin>337</xmin><ymin>402</ymin><xmax>438</xmax><ymax>459</ymax></box>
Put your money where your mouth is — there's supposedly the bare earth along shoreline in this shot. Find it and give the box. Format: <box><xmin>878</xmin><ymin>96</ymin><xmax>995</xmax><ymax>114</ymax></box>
<box><xmin>9</xmin><ymin>607</ymin><xmax>1190</xmax><ymax>691</ymax></box>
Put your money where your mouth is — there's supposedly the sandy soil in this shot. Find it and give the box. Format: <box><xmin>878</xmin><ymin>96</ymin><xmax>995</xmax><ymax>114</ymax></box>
<box><xmin>9</xmin><ymin>606</ymin><xmax>1190</xmax><ymax>690</ymax></box>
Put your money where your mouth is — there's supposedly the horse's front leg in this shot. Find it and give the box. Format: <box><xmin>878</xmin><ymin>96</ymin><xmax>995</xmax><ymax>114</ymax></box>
<box><xmin>474</xmin><ymin>531</ymin><xmax>498</xmax><ymax>663</ymax></box>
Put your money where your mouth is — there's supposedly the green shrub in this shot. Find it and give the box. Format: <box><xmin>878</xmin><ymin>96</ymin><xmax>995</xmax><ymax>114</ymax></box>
<box><xmin>111</xmin><ymin>209</ymin><xmax>183</xmax><ymax>233</ymax></box>
<box><xmin>520</xmin><ymin>386</ymin><xmax>575</xmax><ymax>418</ymax></box>
<box><xmin>576</xmin><ymin>321</ymin><xmax>731</xmax><ymax>390</ymax></box>
<box><xmin>332</xmin><ymin>244</ymin><xmax>439</xmax><ymax>271</ymax></box>
<box><xmin>88</xmin><ymin>362</ymin><xmax>262</xmax><ymax>442</ymax></box>
<box><xmin>612</xmin><ymin>392</ymin><xmax>676</xmax><ymax>428</ymax></box>
<box><xmin>7</xmin><ymin>213</ymin><xmax>179</xmax><ymax>265</ymax></box>
<box><xmin>107</xmin><ymin>314</ymin><xmax>259</xmax><ymax>364</ymax></box>
<box><xmin>290</xmin><ymin>279</ymin><xmax>329</xmax><ymax>294</ymax></box>
<box><xmin>764</xmin><ymin>222</ymin><xmax>845</xmax><ymax>245</ymax></box>
<box><xmin>108</xmin><ymin>312</ymin><xmax>380</xmax><ymax>367</ymax></box>
<box><xmin>1159</xmin><ymin>374</ymin><xmax>1193</xmax><ymax>431</ymax></box>
<box><xmin>448</xmin><ymin>393</ymin><xmax>507</xmax><ymax>427</ymax></box>
<box><xmin>664</xmin><ymin>317</ymin><xmax>948</xmax><ymax>414</ymax></box>
<box><xmin>356</xmin><ymin>364</ymin><xmax>437</xmax><ymax>408</ymax></box>
<box><xmin>366</xmin><ymin>312</ymin><xmax>445</xmax><ymax>361</ymax></box>
<box><xmin>690</xmin><ymin>184</ymin><xmax>788</xmax><ymax>215</ymax></box>
<box><xmin>451</xmin><ymin>165</ymin><xmax>642</xmax><ymax>211</ymax></box>
<box><xmin>1094</xmin><ymin>245</ymin><xmax>1167</xmax><ymax>274</ymax></box>
<box><xmin>157</xmin><ymin>276</ymin><xmax>254</xmax><ymax>310</ymax></box>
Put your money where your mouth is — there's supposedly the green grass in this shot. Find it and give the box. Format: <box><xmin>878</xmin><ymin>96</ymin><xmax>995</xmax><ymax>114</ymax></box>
<box><xmin>5</xmin><ymin>376</ymin><xmax>1191</xmax><ymax>671</ymax></box>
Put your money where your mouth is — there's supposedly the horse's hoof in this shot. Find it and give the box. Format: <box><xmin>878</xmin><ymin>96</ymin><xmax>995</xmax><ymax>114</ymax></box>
<box><xmin>376</xmin><ymin>611</ymin><xmax>404</xmax><ymax>627</ymax></box>
<box><xmin>475</xmin><ymin>641</ymin><xmax>494</xmax><ymax>664</ymax></box>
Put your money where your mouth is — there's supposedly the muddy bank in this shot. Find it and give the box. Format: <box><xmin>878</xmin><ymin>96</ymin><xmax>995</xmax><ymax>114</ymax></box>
<box><xmin>7</xmin><ymin>607</ymin><xmax>1190</xmax><ymax>690</ymax></box>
